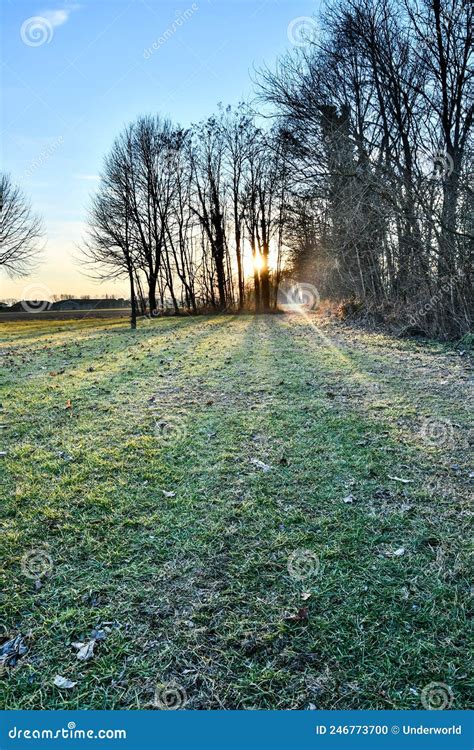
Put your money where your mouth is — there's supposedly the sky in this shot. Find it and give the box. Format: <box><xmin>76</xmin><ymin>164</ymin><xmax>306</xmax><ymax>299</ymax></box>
<box><xmin>1</xmin><ymin>0</ymin><xmax>319</xmax><ymax>301</ymax></box>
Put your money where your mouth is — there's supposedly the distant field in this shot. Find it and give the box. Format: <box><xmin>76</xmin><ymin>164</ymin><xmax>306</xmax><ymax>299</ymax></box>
<box><xmin>0</xmin><ymin>308</ymin><xmax>130</xmax><ymax>322</ymax></box>
<box><xmin>0</xmin><ymin>314</ymin><xmax>472</xmax><ymax>709</ymax></box>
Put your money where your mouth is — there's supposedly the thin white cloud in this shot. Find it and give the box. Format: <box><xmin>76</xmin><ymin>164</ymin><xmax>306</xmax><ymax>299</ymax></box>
<box><xmin>41</xmin><ymin>3</ymin><xmax>81</xmax><ymax>28</ymax></box>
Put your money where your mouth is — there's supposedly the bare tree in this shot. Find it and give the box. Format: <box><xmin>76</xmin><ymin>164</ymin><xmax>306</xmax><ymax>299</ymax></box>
<box><xmin>221</xmin><ymin>104</ymin><xmax>256</xmax><ymax>310</ymax></box>
<box><xmin>83</xmin><ymin>135</ymin><xmax>139</xmax><ymax>329</ymax></box>
<box><xmin>0</xmin><ymin>173</ymin><xmax>44</xmax><ymax>277</ymax></box>
<box><xmin>407</xmin><ymin>0</ymin><xmax>473</xmax><ymax>331</ymax></box>
<box><xmin>191</xmin><ymin>117</ymin><xmax>230</xmax><ymax>310</ymax></box>
<box><xmin>128</xmin><ymin>116</ymin><xmax>178</xmax><ymax>313</ymax></box>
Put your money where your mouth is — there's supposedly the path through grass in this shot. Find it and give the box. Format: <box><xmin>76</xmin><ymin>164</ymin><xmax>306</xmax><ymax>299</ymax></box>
<box><xmin>1</xmin><ymin>313</ymin><xmax>472</xmax><ymax>709</ymax></box>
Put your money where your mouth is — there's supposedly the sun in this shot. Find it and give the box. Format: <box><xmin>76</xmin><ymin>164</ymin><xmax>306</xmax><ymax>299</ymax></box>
<box><xmin>242</xmin><ymin>239</ymin><xmax>279</xmax><ymax>278</ymax></box>
<box><xmin>242</xmin><ymin>245</ymin><xmax>263</xmax><ymax>278</ymax></box>
<box><xmin>252</xmin><ymin>253</ymin><xmax>264</xmax><ymax>273</ymax></box>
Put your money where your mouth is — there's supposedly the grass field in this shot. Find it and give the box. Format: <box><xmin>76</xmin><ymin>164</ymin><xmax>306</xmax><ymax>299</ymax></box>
<box><xmin>0</xmin><ymin>313</ymin><xmax>472</xmax><ymax>710</ymax></box>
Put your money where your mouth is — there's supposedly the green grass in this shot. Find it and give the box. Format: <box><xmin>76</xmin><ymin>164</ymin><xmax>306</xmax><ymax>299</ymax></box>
<box><xmin>0</xmin><ymin>313</ymin><xmax>472</xmax><ymax>709</ymax></box>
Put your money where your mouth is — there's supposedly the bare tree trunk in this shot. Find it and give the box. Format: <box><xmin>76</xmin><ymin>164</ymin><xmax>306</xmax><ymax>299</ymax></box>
<box><xmin>234</xmin><ymin>213</ymin><xmax>244</xmax><ymax>309</ymax></box>
<box><xmin>129</xmin><ymin>265</ymin><xmax>137</xmax><ymax>330</ymax></box>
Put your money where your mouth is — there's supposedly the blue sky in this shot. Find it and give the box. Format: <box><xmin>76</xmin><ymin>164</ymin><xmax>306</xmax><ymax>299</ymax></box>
<box><xmin>1</xmin><ymin>0</ymin><xmax>319</xmax><ymax>299</ymax></box>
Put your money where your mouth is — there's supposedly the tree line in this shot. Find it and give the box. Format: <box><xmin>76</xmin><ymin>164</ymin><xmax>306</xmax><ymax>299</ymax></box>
<box><xmin>1</xmin><ymin>0</ymin><xmax>472</xmax><ymax>338</ymax></box>
<box><xmin>259</xmin><ymin>0</ymin><xmax>472</xmax><ymax>337</ymax></box>
<box><xmin>82</xmin><ymin>107</ymin><xmax>289</xmax><ymax>327</ymax></box>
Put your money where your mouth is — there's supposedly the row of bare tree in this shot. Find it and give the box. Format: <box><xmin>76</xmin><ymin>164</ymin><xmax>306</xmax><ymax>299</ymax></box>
<box><xmin>83</xmin><ymin>107</ymin><xmax>289</xmax><ymax>327</ymax></box>
<box><xmin>259</xmin><ymin>0</ymin><xmax>472</xmax><ymax>337</ymax></box>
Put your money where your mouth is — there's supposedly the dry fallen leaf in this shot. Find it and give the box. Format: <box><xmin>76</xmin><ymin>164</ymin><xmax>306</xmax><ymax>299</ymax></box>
<box><xmin>72</xmin><ymin>640</ymin><xmax>95</xmax><ymax>661</ymax></box>
<box><xmin>0</xmin><ymin>635</ymin><xmax>28</xmax><ymax>670</ymax></box>
<box><xmin>54</xmin><ymin>675</ymin><xmax>77</xmax><ymax>689</ymax></box>
<box><xmin>65</xmin><ymin>399</ymin><xmax>72</xmax><ymax>410</ymax></box>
